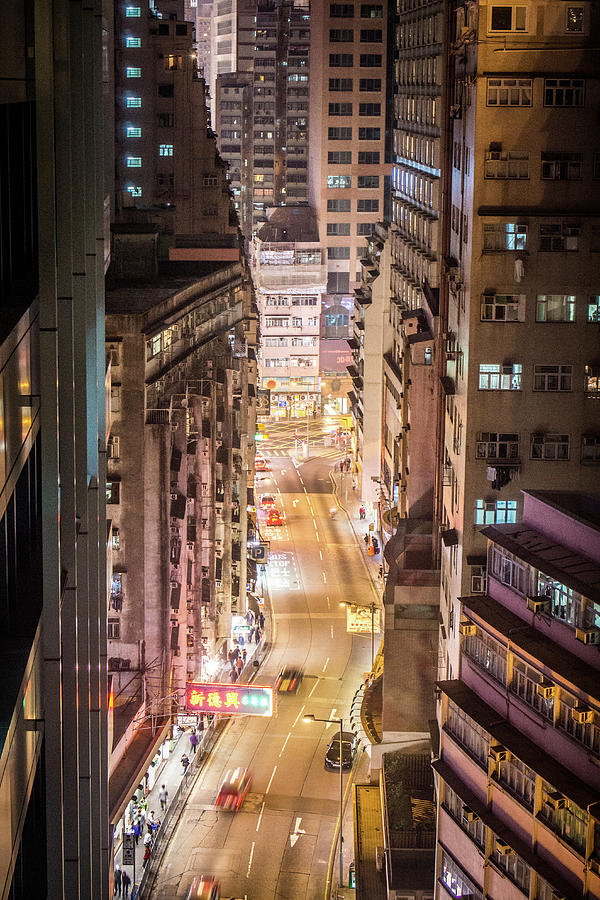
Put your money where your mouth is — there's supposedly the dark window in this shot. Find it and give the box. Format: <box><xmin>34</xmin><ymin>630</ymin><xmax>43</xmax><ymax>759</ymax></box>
<box><xmin>329</xmin><ymin>126</ymin><xmax>352</xmax><ymax>140</ymax></box>
<box><xmin>158</xmin><ymin>83</ymin><xmax>174</xmax><ymax>97</ymax></box>
<box><xmin>328</xmin><ymin>151</ymin><xmax>352</xmax><ymax>164</ymax></box>
<box><xmin>329</xmin><ymin>102</ymin><xmax>353</xmax><ymax>115</ymax></box>
<box><xmin>327</xmin><ymin>198</ymin><xmax>351</xmax><ymax>211</ymax></box>
<box><xmin>158</xmin><ymin>113</ymin><xmax>174</xmax><ymax>127</ymax></box>
<box><xmin>357</xmin><ymin>198</ymin><xmax>379</xmax><ymax>212</ymax></box>
<box><xmin>327</xmin><ymin>223</ymin><xmax>351</xmax><ymax>235</ymax></box>
<box><xmin>158</xmin><ymin>23</ymin><xmax>169</xmax><ymax>35</ymax></box>
<box><xmin>359</xmin><ymin>102</ymin><xmax>381</xmax><ymax>115</ymax></box>
<box><xmin>358</xmin><ymin>127</ymin><xmax>380</xmax><ymax>140</ymax></box>
<box><xmin>360</xmin><ymin>29</ymin><xmax>382</xmax><ymax>41</ymax></box>
<box><xmin>330</xmin><ymin>28</ymin><xmax>354</xmax><ymax>41</ymax></box>
<box><xmin>360</xmin><ymin>54</ymin><xmax>382</xmax><ymax>66</ymax></box>
<box><xmin>329</xmin><ymin>53</ymin><xmax>354</xmax><ymax>66</ymax></box>
<box><xmin>357</xmin><ymin>222</ymin><xmax>373</xmax><ymax>235</ymax></box>
<box><xmin>361</xmin><ymin>4</ymin><xmax>382</xmax><ymax>16</ymax></box>
<box><xmin>328</xmin><ymin>246</ymin><xmax>351</xmax><ymax>259</ymax></box>
<box><xmin>359</xmin><ymin>78</ymin><xmax>381</xmax><ymax>91</ymax></box>
<box><xmin>330</xmin><ymin>3</ymin><xmax>354</xmax><ymax>16</ymax></box>
<box><xmin>329</xmin><ymin>78</ymin><xmax>353</xmax><ymax>91</ymax></box>
<box><xmin>327</xmin><ymin>272</ymin><xmax>350</xmax><ymax>293</ymax></box>
<box><xmin>358</xmin><ymin>151</ymin><xmax>380</xmax><ymax>164</ymax></box>
<box><xmin>106</xmin><ymin>482</ymin><xmax>120</xmax><ymax>504</ymax></box>
<box><xmin>175</xmin><ymin>23</ymin><xmax>188</xmax><ymax>34</ymax></box>
<box><xmin>357</xmin><ymin>175</ymin><xmax>379</xmax><ymax>188</ymax></box>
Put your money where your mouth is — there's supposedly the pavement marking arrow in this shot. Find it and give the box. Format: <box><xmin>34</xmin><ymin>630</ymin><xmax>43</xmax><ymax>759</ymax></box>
<box><xmin>289</xmin><ymin>817</ymin><xmax>306</xmax><ymax>847</ymax></box>
<box><xmin>292</xmin><ymin>498</ymin><xmax>299</xmax><ymax>507</ymax></box>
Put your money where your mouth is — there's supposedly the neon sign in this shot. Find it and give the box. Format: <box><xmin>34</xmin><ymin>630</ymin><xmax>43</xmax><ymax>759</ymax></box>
<box><xmin>185</xmin><ymin>682</ymin><xmax>274</xmax><ymax>717</ymax></box>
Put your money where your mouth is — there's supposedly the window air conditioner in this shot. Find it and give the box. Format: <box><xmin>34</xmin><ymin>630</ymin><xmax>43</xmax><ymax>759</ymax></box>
<box><xmin>170</xmin><ymin>492</ymin><xmax>178</xmax><ymax>501</ymax></box>
<box><xmin>489</xmin><ymin>745</ymin><xmax>507</xmax><ymax>762</ymax></box>
<box><xmin>571</xmin><ymin>706</ymin><xmax>593</xmax><ymax>724</ymax></box>
<box><xmin>462</xmin><ymin>806</ymin><xmax>479</xmax><ymax>823</ymax></box>
<box><xmin>495</xmin><ymin>839</ymin><xmax>513</xmax><ymax>856</ymax></box>
<box><xmin>536</xmin><ymin>681</ymin><xmax>556</xmax><ymax>699</ymax></box>
<box><xmin>545</xmin><ymin>792</ymin><xmax>566</xmax><ymax>811</ymax></box>
<box><xmin>576</xmin><ymin>627</ymin><xmax>600</xmax><ymax>645</ymax></box>
<box><xmin>459</xmin><ymin>622</ymin><xmax>476</xmax><ymax>636</ymax></box>
<box><xmin>527</xmin><ymin>595</ymin><xmax>551</xmax><ymax>614</ymax></box>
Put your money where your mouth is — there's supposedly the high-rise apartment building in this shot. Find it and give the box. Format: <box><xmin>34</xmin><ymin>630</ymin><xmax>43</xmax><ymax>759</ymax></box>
<box><xmin>435</xmin><ymin>490</ymin><xmax>600</xmax><ymax>900</ymax></box>
<box><xmin>1</xmin><ymin>1</ymin><xmax>110</xmax><ymax>896</ymax></box>
<box><xmin>253</xmin><ymin>206</ymin><xmax>326</xmax><ymax>414</ymax></box>
<box><xmin>309</xmin><ymin>0</ymin><xmax>392</xmax><ymax>339</ymax></box>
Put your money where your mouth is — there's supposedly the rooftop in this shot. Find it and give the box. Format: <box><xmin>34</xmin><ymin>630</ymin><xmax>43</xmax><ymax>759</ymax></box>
<box><xmin>256</xmin><ymin>205</ymin><xmax>319</xmax><ymax>243</ymax></box>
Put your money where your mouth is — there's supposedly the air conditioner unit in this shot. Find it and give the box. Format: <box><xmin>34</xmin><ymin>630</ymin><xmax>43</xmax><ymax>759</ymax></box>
<box><xmin>536</xmin><ymin>681</ymin><xmax>556</xmax><ymax>699</ymax></box>
<box><xmin>489</xmin><ymin>745</ymin><xmax>508</xmax><ymax>762</ymax></box>
<box><xmin>459</xmin><ymin>622</ymin><xmax>476</xmax><ymax>636</ymax></box>
<box><xmin>170</xmin><ymin>492</ymin><xmax>178</xmax><ymax>501</ymax></box>
<box><xmin>572</xmin><ymin>705</ymin><xmax>594</xmax><ymax>724</ymax></box>
<box><xmin>527</xmin><ymin>595</ymin><xmax>551</xmax><ymax>613</ymax></box>
<box><xmin>576</xmin><ymin>627</ymin><xmax>600</xmax><ymax>645</ymax></box>
<box><xmin>187</xmin><ymin>541</ymin><xmax>194</xmax><ymax>550</ymax></box>
<box><xmin>170</xmin><ymin>580</ymin><xmax>179</xmax><ymax>589</ymax></box>
<box><xmin>489</xmin><ymin>151</ymin><xmax>501</xmax><ymax>160</ymax></box>
<box><xmin>446</xmin><ymin>350</ymin><xmax>457</xmax><ymax>360</ymax></box>
<box><xmin>471</xmin><ymin>575</ymin><xmax>485</xmax><ymax>594</ymax></box>
<box><xmin>462</xmin><ymin>806</ymin><xmax>479</xmax><ymax>823</ymax></box>
<box><xmin>545</xmin><ymin>791</ymin><xmax>566</xmax><ymax>811</ymax></box>
<box><xmin>495</xmin><ymin>839</ymin><xmax>513</xmax><ymax>856</ymax></box>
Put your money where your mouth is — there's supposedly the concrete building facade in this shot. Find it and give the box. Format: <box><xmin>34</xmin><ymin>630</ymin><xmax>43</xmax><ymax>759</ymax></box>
<box><xmin>435</xmin><ymin>490</ymin><xmax>600</xmax><ymax>900</ymax></box>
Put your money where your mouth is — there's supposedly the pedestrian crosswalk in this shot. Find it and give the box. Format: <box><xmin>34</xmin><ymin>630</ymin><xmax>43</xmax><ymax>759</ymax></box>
<box><xmin>262</xmin><ymin>445</ymin><xmax>345</xmax><ymax>462</ymax></box>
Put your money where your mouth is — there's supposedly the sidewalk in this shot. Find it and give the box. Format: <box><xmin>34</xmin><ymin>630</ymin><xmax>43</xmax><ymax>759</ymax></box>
<box><xmin>330</xmin><ymin>468</ymin><xmax>385</xmax><ymax>590</ymax></box>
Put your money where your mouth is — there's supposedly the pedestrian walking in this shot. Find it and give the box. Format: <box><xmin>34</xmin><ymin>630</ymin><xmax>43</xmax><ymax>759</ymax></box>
<box><xmin>359</xmin><ymin>505</ymin><xmax>366</xmax><ymax>520</ymax></box>
<box><xmin>114</xmin><ymin>865</ymin><xmax>122</xmax><ymax>896</ymax></box>
<box><xmin>143</xmin><ymin>832</ymin><xmax>152</xmax><ymax>850</ymax></box>
<box><xmin>345</xmin><ymin>456</ymin><xmax>351</xmax><ymax>472</ymax></box>
<box><xmin>158</xmin><ymin>784</ymin><xmax>168</xmax><ymax>811</ymax></box>
<box><xmin>238</xmin><ymin>631</ymin><xmax>245</xmax><ymax>648</ymax></box>
<box><xmin>143</xmin><ymin>846</ymin><xmax>151</xmax><ymax>867</ymax></box>
<box><xmin>231</xmin><ymin>668</ymin><xmax>239</xmax><ymax>682</ymax></box>
<box><xmin>147</xmin><ymin>810</ymin><xmax>159</xmax><ymax>835</ymax></box>
<box><xmin>258</xmin><ymin>611</ymin><xmax>265</xmax><ymax>630</ymax></box>
<box><xmin>255</xmin><ymin>627</ymin><xmax>261</xmax><ymax>644</ymax></box>
<box><xmin>363</xmin><ymin>532</ymin><xmax>369</xmax><ymax>545</ymax></box>
<box><xmin>132</xmin><ymin>817</ymin><xmax>141</xmax><ymax>846</ymax></box>
<box><xmin>241</xmin><ymin>648</ymin><xmax>247</xmax><ymax>664</ymax></box>
<box><xmin>181</xmin><ymin>753</ymin><xmax>190</xmax><ymax>774</ymax></box>
<box><xmin>249</xmin><ymin>626</ymin><xmax>255</xmax><ymax>643</ymax></box>
<box><xmin>227</xmin><ymin>648</ymin><xmax>235</xmax><ymax>667</ymax></box>
<box><xmin>121</xmin><ymin>871</ymin><xmax>131</xmax><ymax>897</ymax></box>
<box><xmin>236</xmin><ymin>656</ymin><xmax>244</xmax><ymax>675</ymax></box>
<box><xmin>189</xmin><ymin>730</ymin><xmax>199</xmax><ymax>754</ymax></box>
<box><xmin>378</xmin><ymin>565</ymin><xmax>383</xmax><ymax>580</ymax></box>
<box><xmin>246</xmin><ymin>609</ymin><xmax>254</xmax><ymax>626</ymax></box>
<box><xmin>339</xmin><ymin>460</ymin><xmax>344</xmax><ymax>473</ymax></box>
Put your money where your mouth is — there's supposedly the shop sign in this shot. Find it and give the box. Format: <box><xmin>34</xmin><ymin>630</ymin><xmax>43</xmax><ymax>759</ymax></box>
<box><xmin>185</xmin><ymin>682</ymin><xmax>274</xmax><ymax>717</ymax></box>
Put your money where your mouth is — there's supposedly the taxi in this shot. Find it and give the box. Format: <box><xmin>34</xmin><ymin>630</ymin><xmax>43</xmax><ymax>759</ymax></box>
<box><xmin>260</xmin><ymin>493</ymin><xmax>276</xmax><ymax>509</ymax></box>
<box><xmin>186</xmin><ymin>876</ymin><xmax>220</xmax><ymax>900</ymax></box>
<box><xmin>215</xmin><ymin>767</ymin><xmax>252</xmax><ymax>812</ymax></box>
<box><xmin>266</xmin><ymin>508</ymin><xmax>283</xmax><ymax>526</ymax></box>
<box><xmin>255</xmin><ymin>456</ymin><xmax>270</xmax><ymax>471</ymax></box>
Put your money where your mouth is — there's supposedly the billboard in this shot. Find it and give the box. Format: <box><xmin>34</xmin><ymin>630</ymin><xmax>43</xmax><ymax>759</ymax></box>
<box><xmin>319</xmin><ymin>339</ymin><xmax>353</xmax><ymax>374</ymax></box>
<box><xmin>345</xmin><ymin>605</ymin><xmax>381</xmax><ymax>635</ymax></box>
<box><xmin>185</xmin><ymin>682</ymin><xmax>274</xmax><ymax>717</ymax></box>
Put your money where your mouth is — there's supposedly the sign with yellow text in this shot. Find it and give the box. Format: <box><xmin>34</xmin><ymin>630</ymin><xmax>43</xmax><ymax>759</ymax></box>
<box><xmin>185</xmin><ymin>682</ymin><xmax>273</xmax><ymax>717</ymax></box>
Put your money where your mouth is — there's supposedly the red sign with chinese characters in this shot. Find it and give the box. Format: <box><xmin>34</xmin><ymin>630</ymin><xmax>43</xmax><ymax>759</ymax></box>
<box><xmin>185</xmin><ymin>682</ymin><xmax>274</xmax><ymax>717</ymax></box>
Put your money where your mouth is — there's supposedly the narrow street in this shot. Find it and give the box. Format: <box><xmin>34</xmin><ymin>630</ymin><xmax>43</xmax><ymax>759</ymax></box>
<box><xmin>145</xmin><ymin>428</ymin><xmax>382</xmax><ymax>899</ymax></box>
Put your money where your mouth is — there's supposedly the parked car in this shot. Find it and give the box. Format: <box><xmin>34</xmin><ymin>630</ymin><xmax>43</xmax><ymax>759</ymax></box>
<box><xmin>324</xmin><ymin>731</ymin><xmax>358</xmax><ymax>770</ymax></box>
<box><xmin>266</xmin><ymin>508</ymin><xmax>284</xmax><ymax>526</ymax></box>
<box><xmin>186</xmin><ymin>876</ymin><xmax>220</xmax><ymax>900</ymax></box>
<box><xmin>260</xmin><ymin>493</ymin><xmax>276</xmax><ymax>509</ymax></box>
<box><xmin>215</xmin><ymin>767</ymin><xmax>252</xmax><ymax>811</ymax></box>
<box><xmin>275</xmin><ymin>666</ymin><xmax>302</xmax><ymax>693</ymax></box>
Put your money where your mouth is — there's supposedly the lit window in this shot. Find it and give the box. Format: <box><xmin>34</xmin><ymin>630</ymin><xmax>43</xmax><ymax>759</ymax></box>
<box><xmin>566</xmin><ymin>6</ymin><xmax>584</xmax><ymax>32</ymax></box>
<box><xmin>126</xmin><ymin>96</ymin><xmax>141</xmax><ymax>108</ymax></box>
<box><xmin>536</xmin><ymin>294</ymin><xmax>576</xmax><ymax>322</ymax></box>
<box><xmin>327</xmin><ymin>175</ymin><xmax>351</xmax><ymax>188</ymax></box>
<box><xmin>588</xmin><ymin>296</ymin><xmax>600</xmax><ymax>323</ymax></box>
<box><xmin>125</xmin><ymin>6</ymin><xmax>141</xmax><ymax>16</ymax></box>
<box><xmin>159</xmin><ymin>144</ymin><xmax>174</xmax><ymax>157</ymax></box>
<box><xmin>483</xmin><ymin>223</ymin><xmax>528</xmax><ymax>251</ymax></box>
<box><xmin>478</xmin><ymin>363</ymin><xmax>522</xmax><ymax>390</ymax></box>
<box><xmin>126</xmin><ymin>126</ymin><xmax>141</xmax><ymax>138</ymax></box>
<box><xmin>126</xmin><ymin>36</ymin><xmax>141</xmax><ymax>47</ymax></box>
<box><xmin>126</xmin><ymin>157</ymin><xmax>142</xmax><ymax>167</ymax></box>
<box><xmin>475</xmin><ymin>499</ymin><xmax>518</xmax><ymax>525</ymax></box>
<box><xmin>585</xmin><ymin>366</ymin><xmax>600</xmax><ymax>397</ymax></box>
<box><xmin>126</xmin><ymin>66</ymin><xmax>141</xmax><ymax>78</ymax></box>
<box><xmin>127</xmin><ymin>186</ymin><xmax>142</xmax><ymax>197</ymax></box>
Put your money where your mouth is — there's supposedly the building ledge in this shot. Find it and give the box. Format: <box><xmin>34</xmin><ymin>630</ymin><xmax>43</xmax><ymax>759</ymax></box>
<box><xmin>109</xmin><ymin>719</ymin><xmax>171</xmax><ymax>824</ymax></box>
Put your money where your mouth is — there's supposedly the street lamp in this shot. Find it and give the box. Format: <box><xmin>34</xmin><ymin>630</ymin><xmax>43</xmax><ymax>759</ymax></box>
<box><xmin>303</xmin><ymin>713</ymin><xmax>345</xmax><ymax>888</ymax></box>
<box><xmin>339</xmin><ymin>600</ymin><xmax>378</xmax><ymax>667</ymax></box>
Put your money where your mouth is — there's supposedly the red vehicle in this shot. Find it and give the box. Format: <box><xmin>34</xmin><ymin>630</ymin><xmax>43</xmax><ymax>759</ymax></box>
<box><xmin>255</xmin><ymin>456</ymin><xmax>270</xmax><ymax>471</ymax></box>
<box><xmin>215</xmin><ymin>767</ymin><xmax>252</xmax><ymax>812</ymax></box>
<box><xmin>266</xmin><ymin>508</ymin><xmax>284</xmax><ymax>526</ymax></box>
<box><xmin>186</xmin><ymin>876</ymin><xmax>220</xmax><ymax>900</ymax></box>
<box><xmin>260</xmin><ymin>493</ymin><xmax>276</xmax><ymax>509</ymax></box>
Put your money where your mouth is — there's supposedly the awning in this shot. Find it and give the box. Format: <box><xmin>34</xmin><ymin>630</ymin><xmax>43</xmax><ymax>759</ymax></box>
<box><xmin>440</xmin><ymin>376</ymin><xmax>455</xmax><ymax>395</ymax></box>
<box><xmin>109</xmin><ymin>719</ymin><xmax>171</xmax><ymax>825</ymax></box>
<box><xmin>441</xmin><ymin>528</ymin><xmax>458</xmax><ymax>547</ymax></box>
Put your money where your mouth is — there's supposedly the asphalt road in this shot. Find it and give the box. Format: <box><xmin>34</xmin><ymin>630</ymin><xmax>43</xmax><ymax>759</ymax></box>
<box><xmin>149</xmin><ymin>452</ymin><xmax>376</xmax><ymax>899</ymax></box>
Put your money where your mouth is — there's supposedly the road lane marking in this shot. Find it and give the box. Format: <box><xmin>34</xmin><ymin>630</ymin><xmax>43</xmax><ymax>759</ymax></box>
<box><xmin>266</xmin><ymin>766</ymin><xmax>277</xmax><ymax>794</ymax></box>
<box><xmin>322</xmin><ymin>572</ymin><xmax>327</xmax><ymax>583</ymax></box>
<box><xmin>256</xmin><ymin>802</ymin><xmax>265</xmax><ymax>832</ymax></box>
<box><xmin>330</xmin><ymin>709</ymin><xmax>337</xmax><ymax>722</ymax></box>
<box><xmin>308</xmin><ymin>680</ymin><xmax>319</xmax><ymax>698</ymax></box>
<box><xmin>322</xmin><ymin>657</ymin><xmax>329</xmax><ymax>673</ymax></box>
<box><xmin>331</xmin><ymin>625</ymin><xmax>334</xmax><ymax>639</ymax></box>
<box><xmin>292</xmin><ymin>704</ymin><xmax>306</xmax><ymax>727</ymax></box>
<box><xmin>327</xmin><ymin>595</ymin><xmax>331</xmax><ymax>610</ymax></box>
<box><xmin>319</xmin><ymin>549</ymin><xmax>323</xmax><ymax>560</ymax></box>
<box><xmin>315</xmin><ymin>531</ymin><xmax>320</xmax><ymax>542</ymax></box>
<box><xmin>247</xmin><ymin>841</ymin><xmax>255</xmax><ymax>877</ymax></box>
<box><xmin>279</xmin><ymin>732</ymin><xmax>292</xmax><ymax>757</ymax></box>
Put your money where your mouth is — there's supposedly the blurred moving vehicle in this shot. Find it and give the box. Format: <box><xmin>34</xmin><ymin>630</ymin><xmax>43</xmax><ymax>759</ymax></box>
<box><xmin>275</xmin><ymin>666</ymin><xmax>302</xmax><ymax>693</ymax></box>
<box><xmin>255</xmin><ymin>456</ymin><xmax>270</xmax><ymax>471</ymax></box>
<box><xmin>215</xmin><ymin>767</ymin><xmax>252</xmax><ymax>811</ymax></box>
<box><xmin>266</xmin><ymin>508</ymin><xmax>284</xmax><ymax>526</ymax></box>
<box><xmin>186</xmin><ymin>876</ymin><xmax>220</xmax><ymax>900</ymax></box>
<box><xmin>324</xmin><ymin>731</ymin><xmax>358</xmax><ymax>770</ymax></box>
<box><xmin>259</xmin><ymin>493</ymin><xmax>276</xmax><ymax>509</ymax></box>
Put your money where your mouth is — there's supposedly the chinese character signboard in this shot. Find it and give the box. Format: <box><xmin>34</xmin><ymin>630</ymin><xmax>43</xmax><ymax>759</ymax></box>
<box><xmin>185</xmin><ymin>682</ymin><xmax>274</xmax><ymax>717</ymax></box>
<box><xmin>345</xmin><ymin>605</ymin><xmax>381</xmax><ymax>635</ymax></box>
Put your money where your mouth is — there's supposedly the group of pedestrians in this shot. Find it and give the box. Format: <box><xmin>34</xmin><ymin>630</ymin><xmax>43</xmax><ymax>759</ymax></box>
<box><xmin>112</xmin><ymin>866</ymin><xmax>131</xmax><ymax>896</ymax></box>
<box><xmin>226</xmin><ymin>610</ymin><xmax>265</xmax><ymax>681</ymax></box>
